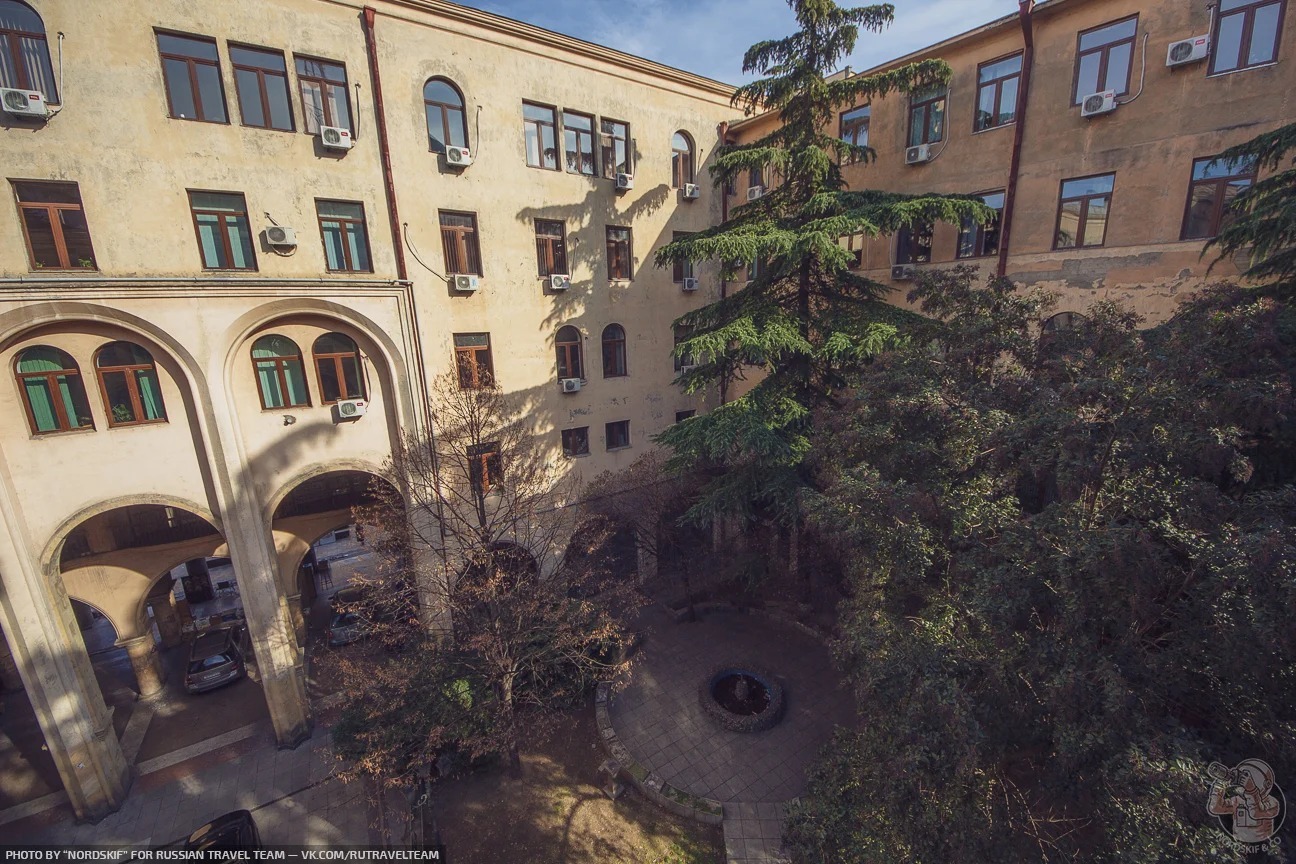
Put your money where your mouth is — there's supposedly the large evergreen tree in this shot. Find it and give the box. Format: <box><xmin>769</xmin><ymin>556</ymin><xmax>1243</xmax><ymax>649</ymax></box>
<box><xmin>1208</xmin><ymin>122</ymin><xmax>1296</xmax><ymax>289</ymax></box>
<box><xmin>654</xmin><ymin>0</ymin><xmax>991</xmax><ymax>524</ymax></box>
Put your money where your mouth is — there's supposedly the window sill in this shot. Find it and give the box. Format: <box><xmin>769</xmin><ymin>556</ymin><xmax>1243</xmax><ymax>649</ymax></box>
<box><xmin>324</xmin><ymin>269</ymin><xmax>376</xmax><ymax>275</ymax></box>
<box><xmin>30</xmin><ymin>267</ymin><xmax>98</xmax><ymax>273</ymax></box>
<box><xmin>972</xmin><ymin>121</ymin><xmax>1015</xmax><ymax>135</ymax></box>
<box><xmin>239</xmin><ymin>123</ymin><xmax>296</xmax><ymax>134</ymax></box>
<box><xmin>564</xmin><ymin>452</ymin><xmax>591</xmax><ymax>459</ymax></box>
<box><xmin>260</xmin><ymin>405</ymin><xmax>312</xmax><ymax>413</ymax></box>
<box><xmin>1207</xmin><ymin>61</ymin><xmax>1278</xmax><ymax>79</ymax></box>
<box><xmin>526</xmin><ymin>163</ymin><xmax>562</xmax><ymax>172</ymax></box>
<box><xmin>29</xmin><ymin>425</ymin><xmax>96</xmax><ymax>439</ymax></box>
<box><xmin>606</xmin><ymin>445</ymin><xmax>632</xmax><ymax>452</ymax></box>
<box><xmin>202</xmin><ymin>267</ymin><xmax>260</xmax><ymax>273</ymax></box>
<box><xmin>106</xmin><ymin>419</ymin><xmax>170</xmax><ymax>430</ymax></box>
<box><xmin>170</xmin><ymin>116</ymin><xmax>232</xmax><ymax>125</ymax></box>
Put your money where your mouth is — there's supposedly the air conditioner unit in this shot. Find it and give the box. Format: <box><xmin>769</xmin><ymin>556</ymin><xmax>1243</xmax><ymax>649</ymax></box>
<box><xmin>1167</xmin><ymin>35</ymin><xmax>1210</xmax><ymax>67</ymax></box>
<box><xmin>679</xmin><ymin>365</ymin><xmax>698</xmax><ymax>373</ymax></box>
<box><xmin>891</xmin><ymin>264</ymin><xmax>915</xmax><ymax>281</ymax></box>
<box><xmin>560</xmin><ymin>377</ymin><xmax>582</xmax><ymax>393</ymax></box>
<box><xmin>905</xmin><ymin>144</ymin><xmax>932</xmax><ymax>165</ymax></box>
<box><xmin>615</xmin><ymin>173</ymin><xmax>635</xmax><ymax>191</ymax></box>
<box><xmin>1080</xmin><ymin>90</ymin><xmax>1118</xmax><ymax>118</ymax></box>
<box><xmin>681</xmin><ymin>277</ymin><xmax>699</xmax><ymax>292</ymax></box>
<box><xmin>747</xmin><ymin>185</ymin><xmax>765</xmax><ymax>202</ymax></box>
<box><xmin>265</xmin><ymin>226</ymin><xmax>297</xmax><ymax>248</ymax></box>
<box><xmin>1</xmin><ymin>88</ymin><xmax>47</xmax><ymax>118</ymax></box>
<box><xmin>335</xmin><ymin>398</ymin><xmax>368</xmax><ymax>419</ymax></box>
<box><xmin>451</xmin><ymin>274</ymin><xmax>479</xmax><ymax>292</ymax></box>
<box><xmin>446</xmin><ymin>145</ymin><xmax>473</xmax><ymax>167</ymax></box>
<box><xmin>319</xmin><ymin>125</ymin><xmax>353</xmax><ymax>151</ymax></box>
<box><xmin>682</xmin><ymin>183</ymin><xmax>701</xmax><ymax>200</ymax></box>
<box><xmin>548</xmin><ymin>273</ymin><xmax>571</xmax><ymax>291</ymax></box>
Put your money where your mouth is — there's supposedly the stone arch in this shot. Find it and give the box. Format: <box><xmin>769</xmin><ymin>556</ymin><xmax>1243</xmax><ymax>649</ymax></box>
<box><xmin>41</xmin><ymin>492</ymin><xmax>221</xmax><ymax>573</ymax></box>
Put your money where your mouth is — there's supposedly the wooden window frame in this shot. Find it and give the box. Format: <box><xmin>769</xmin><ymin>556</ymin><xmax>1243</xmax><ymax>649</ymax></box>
<box><xmin>12</xmin><ymin>180</ymin><xmax>96</xmax><ymax>271</ymax></box>
<box><xmin>839</xmin><ymin>105</ymin><xmax>869</xmax><ymax>163</ymax></box>
<box><xmin>606</xmin><ymin>225</ymin><xmax>632</xmax><ymax>281</ymax></box>
<box><xmin>229</xmin><ymin>42</ymin><xmax>294</xmax><ymax>132</ymax></box>
<box><xmin>523</xmin><ymin>101</ymin><xmax>559</xmax><ymax>170</ymax></box>
<box><xmin>188</xmin><ymin>191</ymin><xmax>257</xmax><ymax>271</ymax></box>
<box><xmin>956</xmin><ymin>191</ymin><xmax>1006</xmax><ymax>259</ymax></box>
<box><xmin>14</xmin><ymin>347</ymin><xmax>93</xmax><ymax>435</ymax></box>
<box><xmin>600</xmin><ymin>118</ymin><xmax>631</xmax><ymax>178</ymax></box>
<box><xmin>671</xmin><ymin>132</ymin><xmax>694</xmax><ymax>188</ymax></box>
<box><xmin>1071</xmin><ymin>16</ymin><xmax>1138</xmax><ymax>105</ymax></box>
<box><xmin>424</xmin><ymin>77</ymin><xmax>468</xmax><ymax>153</ymax></box>
<box><xmin>312</xmin><ymin>333</ymin><xmax>366</xmax><ymax>404</ymax></box>
<box><xmin>468</xmin><ymin>442</ymin><xmax>502</xmax><ymax>495</ymax></box>
<box><xmin>601</xmin><ymin>324</ymin><xmax>627</xmax><ymax>378</ymax></box>
<box><xmin>672</xmin><ymin>231</ymin><xmax>695</xmax><ymax>282</ymax></box>
<box><xmin>439</xmin><ymin>210</ymin><xmax>482</xmax><ymax>276</ymax></box>
<box><xmin>295</xmin><ymin>54</ymin><xmax>351</xmax><ymax>134</ymax></box>
<box><xmin>605</xmin><ymin>420</ymin><xmax>631</xmax><ymax>451</ymax></box>
<box><xmin>535</xmin><ymin>219</ymin><xmax>568</xmax><ymax>276</ymax></box>
<box><xmin>896</xmin><ymin>223</ymin><xmax>933</xmax><ymax>265</ymax></box>
<box><xmin>556</xmin><ymin>326</ymin><xmax>584</xmax><ymax>381</ymax></box>
<box><xmin>562</xmin><ymin>109</ymin><xmax>597</xmax><ymax>176</ymax></box>
<box><xmin>155</xmin><ymin>30</ymin><xmax>228</xmax><ymax>124</ymax></box>
<box><xmin>1054</xmin><ymin>173</ymin><xmax>1115</xmax><ymax>250</ymax></box>
<box><xmin>316</xmin><ymin>199</ymin><xmax>372</xmax><ymax>273</ymax></box>
<box><xmin>95</xmin><ymin>343</ymin><xmax>167</xmax><ymax>428</ymax></box>
<box><xmin>0</xmin><ymin>6</ymin><xmax>56</xmax><ymax>101</ymax></box>
<box><xmin>908</xmin><ymin>88</ymin><xmax>947</xmax><ymax>147</ymax></box>
<box><xmin>1210</xmin><ymin>0</ymin><xmax>1286</xmax><ymax>74</ymax></box>
<box><xmin>974</xmin><ymin>52</ymin><xmax>1022</xmax><ymax>132</ymax></box>
<box><xmin>454</xmin><ymin>333</ymin><xmax>493</xmax><ymax>389</ymax></box>
<box><xmin>251</xmin><ymin>336</ymin><xmax>310</xmax><ymax>409</ymax></box>
<box><xmin>1181</xmin><ymin>157</ymin><xmax>1257</xmax><ymax>240</ymax></box>
<box><xmin>561</xmin><ymin>427</ymin><xmax>590</xmax><ymax>457</ymax></box>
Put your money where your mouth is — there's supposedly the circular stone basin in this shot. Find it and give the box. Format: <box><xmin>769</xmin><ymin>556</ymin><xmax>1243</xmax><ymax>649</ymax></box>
<box><xmin>699</xmin><ymin>663</ymin><xmax>785</xmax><ymax>733</ymax></box>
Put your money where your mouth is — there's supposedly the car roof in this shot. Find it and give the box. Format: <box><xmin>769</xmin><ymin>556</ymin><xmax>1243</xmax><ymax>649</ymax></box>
<box><xmin>190</xmin><ymin>627</ymin><xmax>235</xmax><ymax>659</ymax></box>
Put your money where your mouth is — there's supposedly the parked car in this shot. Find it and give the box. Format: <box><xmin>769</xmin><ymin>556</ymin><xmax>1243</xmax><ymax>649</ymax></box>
<box><xmin>185</xmin><ymin>810</ymin><xmax>262</xmax><ymax>849</ymax></box>
<box><xmin>184</xmin><ymin>626</ymin><xmax>248</xmax><ymax>693</ymax></box>
<box><xmin>326</xmin><ymin>609</ymin><xmax>370</xmax><ymax>646</ymax></box>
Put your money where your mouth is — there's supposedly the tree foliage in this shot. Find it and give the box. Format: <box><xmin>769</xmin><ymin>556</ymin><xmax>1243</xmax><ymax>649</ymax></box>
<box><xmin>654</xmin><ymin>0</ymin><xmax>991</xmax><ymax>525</ymax></box>
<box><xmin>785</xmin><ymin>268</ymin><xmax>1296</xmax><ymax>862</ymax></box>
<box><xmin>1208</xmin><ymin>121</ymin><xmax>1296</xmax><ymax>289</ymax></box>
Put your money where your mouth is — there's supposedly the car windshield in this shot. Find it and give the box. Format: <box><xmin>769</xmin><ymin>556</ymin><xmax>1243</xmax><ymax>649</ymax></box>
<box><xmin>332</xmin><ymin>613</ymin><xmax>360</xmax><ymax>627</ymax></box>
<box><xmin>188</xmin><ymin>653</ymin><xmax>232</xmax><ymax>674</ymax></box>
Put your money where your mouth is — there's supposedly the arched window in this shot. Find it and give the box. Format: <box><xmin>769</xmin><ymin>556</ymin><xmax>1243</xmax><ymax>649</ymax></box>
<box><xmin>424</xmin><ymin>77</ymin><xmax>467</xmax><ymax>154</ymax></box>
<box><xmin>251</xmin><ymin>335</ymin><xmax>310</xmax><ymax>408</ymax></box>
<box><xmin>555</xmin><ymin>326</ymin><xmax>583</xmax><ymax>381</ymax></box>
<box><xmin>0</xmin><ymin>2</ymin><xmax>58</xmax><ymax>102</ymax></box>
<box><xmin>671</xmin><ymin>131</ymin><xmax>694</xmax><ymax>188</ymax></box>
<box><xmin>312</xmin><ymin>332</ymin><xmax>366</xmax><ymax>403</ymax></box>
<box><xmin>601</xmin><ymin>324</ymin><xmax>627</xmax><ymax>378</ymax></box>
<box><xmin>1042</xmin><ymin>311</ymin><xmax>1087</xmax><ymax>333</ymax></box>
<box><xmin>14</xmin><ymin>346</ymin><xmax>92</xmax><ymax>433</ymax></box>
<box><xmin>95</xmin><ymin>342</ymin><xmax>166</xmax><ymax>426</ymax></box>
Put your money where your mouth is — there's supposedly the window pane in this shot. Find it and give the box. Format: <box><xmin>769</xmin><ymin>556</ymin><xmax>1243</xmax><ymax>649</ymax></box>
<box><xmin>425</xmin><ymin>80</ymin><xmax>462</xmax><ymax>106</ymax></box>
<box><xmin>318</xmin><ymin>358</ymin><xmax>341</xmax><ymax>402</ymax></box>
<box><xmin>929</xmin><ymin>100</ymin><xmax>945</xmax><ymax>142</ymax></box>
<box><xmin>195</xmin><ymin>63</ymin><xmax>227</xmax><ymax>122</ymax></box>
<box><xmin>997</xmin><ymin>77</ymin><xmax>1018</xmax><ymax>124</ymax></box>
<box><xmin>60</xmin><ymin>375</ymin><xmax>91</xmax><ymax>428</ymax></box>
<box><xmin>23</xmin><ymin>377</ymin><xmax>58</xmax><ymax>432</ymax></box>
<box><xmin>135</xmin><ymin>368</ymin><xmax>165</xmax><ymax>420</ymax></box>
<box><xmin>321</xmin><ymin>221</ymin><xmax>346</xmax><ymax>270</ymax></box>
<box><xmin>226</xmin><ymin>215</ymin><xmax>255</xmax><ymax>268</ymax></box>
<box><xmin>16</xmin><ymin>34</ymin><xmax>57</xmax><ymax>100</ymax></box>
<box><xmin>235</xmin><ymin>68</ymin><xmax>265</xmax><ymax>127</ymax></box>
<box><xmin>976</xmin><ymin>85</ymin><xmax>996</xmax><ymax>130</ymax></box>
<box><xmin>1075</xmin><ymin>52</ymin><xmax>1101</xmax><ymax>101</ymax></box>
<box><xmin>1103</xmin><ymin>42</ymin><xmax>1133</xmax><ymax>93</ymax></box>
<box><xmin>345</xmin><ymin>222</ymin><xmax>369</xmax><ymax>271</ymax></box>
<box><xmin>266</xmin><ymin>75</ymin><xmax>292</xmax><ymax>130</ymax></box>
<box><xmin>523</xmin><ymin>103</ymin><xmax>552</xmax><ymax>122</ymax></box>
<box><xmin>163</xmin><ymin>57</ymin><xmax>197</xmax><ymax>119</ymax></box>
<box><xmin>1194</xmin><ymin>156</ymin><xmax>1255</xmax><ymax>180</ymax></box>
<box><xmin>301</xmin><ymin>80</ymin><xmax>324</xmax><ymax>132</ymax></box>
<box><xmin>157</xmin><ymin>33</ymin><xmax>219</xmax><ymax>60</ymax></box>
<box><xmin>20</xmin><ymin>208</ymin><xmax>61</xmax><ymax>267</ymax></box>
<box><xmin>979</xmin><ymin>54</ymin><xmax>1022</xmax><ymax>81</ymax></box>
<box><xmin>1082</xmin><ymin>197</ymin><xmax>1108</xmax><ymax>246</ymax></box>
<box><xmin>190</xmin><ymin>192</ymin><xmax>243</xmax><ymax>213</ymax></box>
<box><xmin>454</xmin><ymin>333</ymin><xmax>489</xmax><ymax>348</ymax></box>
<box><xmin>446</xmin><ymin>107</ymin><xmax>466</xmax><ymax>148</ymax></box>
<box><xmin>102</xmin><ymin>370</ymin><xmax>136</xmax><ymax>424</ymax></box>
<box><xmin>341</xmin><ymin>356</ymin><xmax>364</xmax><ymax>399</ymax></box>
<box><xmin>284</xmin><ymin>360</ymin><xmax>308</xmax><ymax>406</ymax></box>
<box><xmin>426</xmin><ymin>105</ymin><xmax>447</xmax><ymax>152</ymax></box>
<box><xmin>255</xmin><ymin>360</ymin><xmax>284</xmax><ymax>407</ymax></box>
<box><xmin>194</xmin><ymin>214</ymin><xmax>225</xmax><ymax>267</ymax></box>
<box><xmin>230</xmin><ymin>45</ymin><xmax>285</xmax><ymax>71</ymax></box>
<box><xmin>1184</xmin><ymin>184</ymin><xmax>1218</xmax><ymax>239</ymax></box>
<box><xmin>326</xmin><ymin>84</ymin><xmax>351</xmax><ymax>131</ymax></box>
<box><xmin>1215</xmin><ymin>13</ymin><xmax>1245</xmax><ymax>71</ymax></box>
<box><xmin>1079</xmin><ymin>18</ymin><xmax>1137</xmax><ymax>52</ymax></box>
<box><xmin>252</xmin><ymin>334</ymin><xmax>299</xmax><ymax>358</ymax></box>
<box><xmin>59</xmin><ymin>209</ymin><xmax>94</xmax><ymax>267</ymax></box>
<box><xmin>1249</xmin><ymin>3</ymin><xmax>1282</xmax><ymax>65</ymax></box>
<box><xmin>1061</xmin><ymin>174</ymin><xmax>1115</xmax><ymax>197</ymax></box>
<box><xmin>1057</xmin><ymin>200</ymin><xmax>1082</xmax><ymax>248</ymax></box>
<box><xmin>318</xmin><ymin>200</ymin><xmax>363</xmax><ymax>220</ymax></box>
<box><xmin>908</xmin><ymin>105</ymin><xmax>925</xmax><ymax>147</ymax></box>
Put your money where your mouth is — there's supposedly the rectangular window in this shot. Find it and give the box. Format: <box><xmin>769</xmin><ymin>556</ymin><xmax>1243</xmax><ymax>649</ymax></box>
<box><xmin>600</xmin><ymin>118</ymin><xmax>631</xmax><ymax>178</ymax></box>
<box><xmin>156</xmin><ymin>32</ymin><xmax>227</xmax><ymax>123</ymax></box>
<box><xmin>1055</xmin><ymin>173</ymin><xmax>1115</xmax><ymax>249</ymax></box>
<box><xmin>674</xmin><ymin>410</ymin><xmax>696</xmax><ymax>423</ymax></box>
<box><xmin>748</xmin><ymin>166</ymin><xmax>764</xmax><ymax>191</ymax></box>
<box><xmin>842</xmin><ymin>232</ymin><xmax>865</xmax><ymax>269</ymax></box>
<box><xmin>295</xmin><ymin>55</ymin><xmax>351</xmax><ymax>134</ymax></box>
<box><xmin>523</xmin><ymin>102</ymin><xmax>558</xmax><ymax>170</ymax></box>
<box><xmin>535</xmin><ymin>219</ymin><xmax>568</xmax><ymax>276</ymax></box>
<box><xmin>1212</xmin><ymin>0</ymin><xmax>1285</xmax><ymax>73</ymax></box>
<box><xmin>1073</xmin><ymin>16</ymin><xmax>1138</xmax><ymax>103</ymax></box>
<box><xmin>454</xmin><ymin>333</ymin><xmax>494</xmax><ymax>389</ymax></box>
<box><xmin>672</xmin><ymin>231</ymin><xmax>695</xmax><ymax>282</ymax></box>
<box><xmin>1182</xmin><ymin>156</ymin><xmax>1257</xmax><ymax>239</ymax></box>
<box><xmin>316</xmin><ymin>200</ymin><xmax>372</xmax><ymax>272</ymax></box>
<box><xmin>12</xmin><ymin>181</ymin><xmax>96</xmax><ymax>270</ymax></box>
<box><xmin>230</xmin><ymin>44</ymin><xmax>293</xmax><ymax>131</ymax></box>
<box><xmin>956</xmin><ymin>191</ymin><xmax>1006</xmax><ymax>258</ymax></box>
<box><xmin>908</xmin><ymin>85</ymin><xmax>947</xmax><ymax>147</ymax></box>
<box><xmin>606</xmin><ymin>226</ymin><xmax>632</xmax><ymax>281</ymax></box>
<box><xmin>839</xmin><ymin>105</ymin><xmax>869</xmax><ymax>162</ymax></box>
<box><xmin>896</xmin><ymin>223</ymin><xmax>933</xmax><ymax>265</ymax></box>
<box><xmin>440</xmin><ymin>211</ymin><xmax>482</xmax><ymax>275</ymax></box>
<box><xmin>468</xmin><ymin>442</ymin><xmax>502</xmax><ymax>494</ymax></box>
<box><xmin>975</xmin><ymin>54</ymin><xmax>1022</xmax><ymax>131</ymax></box>
<box><xmin>561</xmin><ymin>427</ymin><xmax>590</xmax><ymax>457</ymax></box>
<box><xmin>605</xmin><ymin>420</ymin><xmax>630</xmax><ymax>451</ymax></box>
<box><xmin>189</xmin><ymin>191</ymin><xmax>256</xmax><ymax>270</ymax></box>
<box><xmin>673</xmin><ymin>325</ymin><xmax>696</xmax><ymax>372</ymax></box>
<box><xmin>563</xmin><ymin>110</ymin><xmax>596</xmax><ymax>176</ymax></box>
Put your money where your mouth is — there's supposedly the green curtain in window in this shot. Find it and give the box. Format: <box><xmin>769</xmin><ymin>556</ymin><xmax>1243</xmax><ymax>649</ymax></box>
<box><xmin>135</xmin><ymin>368</ymin><xmax>165</xmax><ymax>420</ymax></box>
<box><xmin>344</xmin><ymin>222</ymin><xmax>369</xmax><ymax>271</ymax></box>
<box><xmin>255</xmin><ymin>360</ymin><xmax>285</xmax><ymax>408</ymax></box>
<box><xmin>227</xmin><ymin>217</ymin><xmax>253</xmax><ymax>268</ymax></box>
<box><xmin>23</xmin><ymin>377</ymin><xmax>57</xmax><ymax>432</ymax></box>
<box><xmin>57</xmin><ymin>375</ymin><xmax>86</xmax><ymax>427</ymax></box>
<box><xmin>321</xmin><ymin>222</ymin><xmax>346</xmax><ymax>270</ymax></box>
<box><xmin>17</xmin><ymin>347</ymin><xmax>70</xmax><ymax>373</ymax></box>
<box><xmin>252</xmin><ymin>335</ymin><xmax>297</xmax><ymax>358</ymax></box>
<box><xmin>196</xmin><ymin>214</ymin><xmax>224</xmax><ymax>267</ymax></box>
<box><xmin>284</xmin><ymin>360</ymin><xmax>308</xmax><ymax>405</ymax></box>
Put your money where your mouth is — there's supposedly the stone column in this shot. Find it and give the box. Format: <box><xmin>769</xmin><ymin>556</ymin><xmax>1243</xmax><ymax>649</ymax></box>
<box><xmin>286</xmin><ymin>593</ymin><xmax>305</xmax><ymax>649</ymax></box>
<box><xmin>0</xmin><ymin>628</ymin><xmax>21</xmax><ymax>691</ymax></box>
<box><xmin>118</xmin><ymin>635</ymin><xmax>164</xmax><ymax>698</ymax></box>
<box><xmin>151</xmin><ymin>597</ymin><xmax>184</xmax><ymax>648</ymax></box>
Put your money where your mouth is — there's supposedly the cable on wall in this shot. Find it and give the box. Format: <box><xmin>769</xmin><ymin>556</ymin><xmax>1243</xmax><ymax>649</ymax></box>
<box><xmin>1118</xmin><ymin>33</ymin><xmax>1151</xmax><ymax>105</ymax></box>
<box><xmin>404</xmin><ymin>222</ymin><xmax>447</xmax><ymax>280</ymax></box>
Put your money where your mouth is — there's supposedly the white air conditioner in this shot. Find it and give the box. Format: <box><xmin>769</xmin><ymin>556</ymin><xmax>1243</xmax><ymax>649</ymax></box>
<box><xmin>679</xmin><ymin>365</ymin><xmax>698</xmax><ymax>373</ymax></box>
<box><xmin>560</xmin><ymin>377</ymin><xmax>582</xmax><ymax>393</ymax></box>
<box><xmin>615</xmin><ymin>173</ymin><xmax>635</xmax><ymax>191</ymax></box>
<box><xmin>446</xmin><ymin>145</ymin><xmax>473</xmax><ymax>167</ymax></box>
<box><xmin>891</xmin><ymin>264</ymin><xmax>915</xmax><ymax>281</ymax></box>
<box><xmin>682</xmin><ymin>277</ymin><xmax>699</xmax><ymax>292</ymax></box>
<box><xmin>1167</xmin><ymin>35</ymin><xmax>1210</xmax><ymax>67</ymax></box>
<box><xmin>335</xmin><ymin>398</ymin><xmax>368</xmax><ymax>419</ymax></box>
<box><xmin>1</xmin><ymin>88</ymin><xmax>47</xmax><ymax>118</ymax></box>
<box><xmin>319</xmin><ymin>125</ymin><xmax>353</xmax><ymax>150</ymax></box>
<box><xmin>265</xmin><ymin>226</ymin><xmax>297</xmax><ymax>248</ymax></box>
<box><xmin>682</xmin><ymin>183</ymin><xmax>701</xmax><ymax>200</ymax></box>
<box><xmin>747</xmin><ymin>185</ymin><xmax>765</xmax><ymax>202</ymax></box>
<box><xmin>548</xmin><ymin>273</ymin><xmax>571</xmax><ymax>291</ymax></box>
<box><xmin>1080</xmin><ymin>90</ymin><xmax>1118</xmax><ymax>118</ymax></box>
<box><xmin>905</xmin><ymin>144</ymin><xmax>932</xmax><ymax>165</ymax></box>
<box><xmin>451</xmin><ymin>274</ymin><xmax>479</xmax><ymax>292</ymax></box>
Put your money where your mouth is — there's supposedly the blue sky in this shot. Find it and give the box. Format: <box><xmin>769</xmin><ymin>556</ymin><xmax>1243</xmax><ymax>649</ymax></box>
<box><xmin>455</xmin><ymin>0</ymin><xmax>1008</xmax><ymax>84</ymax></box>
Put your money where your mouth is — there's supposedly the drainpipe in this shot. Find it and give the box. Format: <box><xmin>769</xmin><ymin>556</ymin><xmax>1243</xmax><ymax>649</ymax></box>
<box><xmin>997</xmin><ymin>0</ymin><xmax>1035</xmax><ymax>278</ymax></box>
